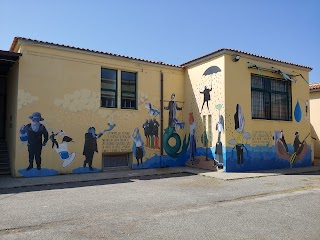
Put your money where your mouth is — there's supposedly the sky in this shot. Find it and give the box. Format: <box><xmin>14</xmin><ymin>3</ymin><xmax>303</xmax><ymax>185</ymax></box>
<box><xmin>1</xmin><ymin>0</ymin><xmax>319</xmax><ymax>82</ymax></box>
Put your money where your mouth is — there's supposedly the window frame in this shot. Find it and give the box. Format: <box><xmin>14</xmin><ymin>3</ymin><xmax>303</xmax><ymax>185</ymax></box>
<box><xmin>101</xmin><ymin>68</ymin><xmax>118</xmax><ymax>109</ymax></box>
<box><xmin>120</xmin><ymin>70</ymin><xmax>137</xmax><ymax>110</ymax></box>
<box><xmin>251</xmin><ymin>73</ymin><xmax>292</xmax><ymax>121</ymax></box>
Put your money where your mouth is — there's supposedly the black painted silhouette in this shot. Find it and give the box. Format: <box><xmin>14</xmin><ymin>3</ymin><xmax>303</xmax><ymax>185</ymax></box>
<box><xmin>20</xmin><ymin>112</ymin><xmax>48</xmax><ymax>171</ymax></box>
<box><xmin>200</xmin><ymin>86</ymin><xmax>212</xmax><ymax>112</ymax></box>
<box><xmin>50</xmin><ymin>131</ymin><xmax>59</xmax><ymax>148</ymax></box>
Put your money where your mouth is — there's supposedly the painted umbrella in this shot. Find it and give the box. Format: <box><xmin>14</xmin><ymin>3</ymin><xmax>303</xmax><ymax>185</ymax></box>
<box><xmin>203</xmin><ymin>66</ymin><xmax>221</xmax><ymax>76</ymax></box>
<box><xmin>202</xmin><ymin>66</ymin><xmax>221</xmax><ymax>87</ymax></box>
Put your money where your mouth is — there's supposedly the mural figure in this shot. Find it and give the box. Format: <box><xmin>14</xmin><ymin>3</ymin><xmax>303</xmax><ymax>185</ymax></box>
<box><xmin>132</xmin><ymin>128</ymin><xmax>146</xmax><ymax>166</ymax></box>
<box><xmin>152</xmin><ymin>117</ymin><xmax>160</xmax><ymax>149</ymax></box>
<box><xmin>234</xmin><ymin>104</ymin><xmax>245</xmax><ymax>132</ymax></box>
<box><xmin>215</xmin><ymin>114</ymin><xmax>224</xmax><ymax>166</ymax></box>
<box><xmin>149</xmin><ymin>119</ymin><xmax>154</xmax><ymax>148</ymax></box>
<box><xmin>20</xmin><ymin>112</ymin><xmax>48</xmax><ymax>171</ymax></box>
<box><xmin>54</xmin><ymin>142</ymin><xmax>76</xmax><ymax>168</ymax></box>
<box><xmin>200</xmin><ymin>86</ymin><xmax>212</xmax><ymax>112</ymax></box>
<box><xmin>293</xmin><ymin>132</ymin><xmax>302</xmax><ymax>154</ymax></box>
<box><xmin>163</xmin><ymin>93</ymin><xmax>189</xmax><ymax>158</ymax></box>
<box><xmin>227</xmin><ymin>104</ymin><xmax>251</xmax><ymax>164</ymax></box>
<box><xmin>201</xmin><ymin>130</ymin><xmax>209</xmax><ymax>161</ymax></box>
<box><xmin>273</xmin><ymin>130</ymin><xmax>289</xmax><ymax>154</ymax></box>
<box><xmin>50</xmin><ymin>131</ymin><xmax>59</xmax><ymax>148</ymax></box>
<box><xmin>143</xmin><ymin>119</ymin><xmax>150</xmax><ymax>147</ymax></box>
<box><xmin>164</xmin><ymin>93</ymin><xmax>183</xmax><ymax>129</ymax></box>
<box><xmin>145</xmin><ymin>103</ymin><xmax>160</xmax><ymax>117</ymax></box>
<box><xmin>274</xmin><ymin>130</ymin><xmax>309</xmax><ymax>166</ymax></box>
<box><xmin>60</xmin><ymin>130</ymin><xmax>74</xmax><ymax>143</ymax></box>
<box><xmin>142</xmin><ymin>101</ymin><xmax>161</xmax><ymax>149</ymax></box>
<box><xmin>83</xmin><ymin>123</ymin><xmax>116</xmax><ymax>170</ymax></box>
<box><xmin>234</xmin><ymin>104</ymin><xmax>245</xmax><ymax>164</ymax></box>
<box><xmin>200</xmin><ymin>66</ymin><xmax>221</xmax><ymax>113</ymax></box>
<box><xmin>189</xmin><ymin>113</ymin><xmax>196</xmax><ymax>163</ymax></box>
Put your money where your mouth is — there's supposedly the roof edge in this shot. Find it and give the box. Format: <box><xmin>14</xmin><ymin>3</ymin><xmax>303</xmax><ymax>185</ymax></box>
<box><xmin>10</xmin><ymin>37</ymin><xmax>182</xmax><ymax>69</ymax></box>
<box><xmin>181</xmin><ymin>48</ymin><xmax>313</xmax><ymax>71</ymax></box>
<box><xmin>309</xmin><ymin>83</ymin><xmax>320</xmax><ymax>92</ymax></box>
<box><xmin>10</xmin><ymin>37</ymin><xmax>313</xmax><ymax>71</ymax></box>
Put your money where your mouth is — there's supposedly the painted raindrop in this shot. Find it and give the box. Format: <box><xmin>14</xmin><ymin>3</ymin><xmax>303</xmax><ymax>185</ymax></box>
<box><xmin>294</xmin><ymin>100</ymin><xmax>302</xmax><ymax>122</ymax></box>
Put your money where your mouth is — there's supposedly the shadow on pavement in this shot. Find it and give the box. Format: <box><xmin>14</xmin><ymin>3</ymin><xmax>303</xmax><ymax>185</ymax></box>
<box><xmin>0</xmin><ymin>172</ymin><xmax>194</xmax><ymax>195</ymax></box>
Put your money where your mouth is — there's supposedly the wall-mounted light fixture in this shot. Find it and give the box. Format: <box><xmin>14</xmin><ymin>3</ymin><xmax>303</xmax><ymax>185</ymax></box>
<box><xmin>232</xmin><ymin>55</ymin><xmax>241</xmax><ymax>62</ymax></box>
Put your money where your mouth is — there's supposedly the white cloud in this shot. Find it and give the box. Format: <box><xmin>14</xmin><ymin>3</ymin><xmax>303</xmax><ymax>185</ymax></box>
<box><xmin>17</xmin><ymin>89</ymin><xmax>39</xmax><ymax>109</ymax></box>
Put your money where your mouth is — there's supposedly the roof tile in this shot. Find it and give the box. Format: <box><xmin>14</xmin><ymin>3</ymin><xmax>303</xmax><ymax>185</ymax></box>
<box><xmin>10</xmin><ymin>37</ymin><xmax>181</xmax><ymax>68</ymax></box>
<box><xmin>310</xmin><ymin>83</ymin><xmax>320</xmax><ymax>91</ymax></box>
<box><xmin>10</xmin><ymin>37</ymin><xmax>313</xmax><ymax>70</ymax></box>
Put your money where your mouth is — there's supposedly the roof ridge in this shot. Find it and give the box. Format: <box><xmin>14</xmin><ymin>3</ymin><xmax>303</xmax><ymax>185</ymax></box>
<box><xmin>10</xmin><ymin>37</ymin><xmax>313</xmax><ymax>70</ymax></box>
<box><xmin>309</xmin><ymin>82</ymin><xmax>320</xmax><ymax>90</ymax></box>
<box><xmin>10</xmin><ymin>37</ymin><xmax>182</xmax><ymax>68</ymax></box>
<box><xmin>181</xmin><ymin>48</ymin><xmax>312</xmax><ymax>70</ymax></box>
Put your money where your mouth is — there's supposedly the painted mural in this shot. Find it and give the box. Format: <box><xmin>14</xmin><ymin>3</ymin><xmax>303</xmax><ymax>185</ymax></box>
<box><xmin>163</xmin><ymin>93</ymin><xmax>189</xmax><ymax>158</ymax></box>
<box><xmin>19</xmin><ymin>112</ymin><xmax>58</xmax><ymax>177</ymax></box>
<box><xmin>294</xmin><ymin>100</ymin><xmax>302</xmax><ymax>122</ymax></box>
<box><xmin>184</xmin><ymin>65</ymin><xmax>225</xmax><ymax>171</ymax></box>
<box><xmin>52</xmin><ymin>130</ymin><xmax>76</xmax><ymax>168</ymax></box>
<box><xmin>200</xmin><ymin>66</ymin><xmax>221</xmax><ymax>113</ymax></box>
<box><xmin>189</xmin><ymin>113</ymin><xmax>196</xmax><ymax>164</ymax></box>
<box><xmin>132</xmin><ymin>128</ymin><xmax>146</xmax><ymax>166</ymax></box>
<box><xmin>200</xmin><ymin>86</ymin><xmax>212</xmax><ymax>112</ymax></box>
<box><xmin>227</xmin><ymin>104</ymin><xmax>251</xmax><ymax>166</ymax></box>
<box><xmin>18</xmin><ymin>109</ymin><xmax>117</xmax><ymax>176</ymax></box>
<box><xmin>274</xmin><ymin>130</ymin><xmax>309</xmax><ymax>167</ymax></box>
<box><xmin>144</xmin><ymin>103</ymin><xmax>161</xmax><ymax>149</ymax></box>
<box><xmin>215</xmin><ymin>104</ymin><xmax>224</xmax><ymax>166</ymax></box>
<box><xmin>131</xmin><ymin>96</ymin><xmax>190</xmax><ymax>169</ymax></box>
<box><xmin>225</xmin><ymin>102</ymin><xmax>311</xmax><ymax>172</ymax></box>
<box><xmin>75</xmin><ymin>123</ymin><xmax>116</xmax><ymax>173</ymax></box>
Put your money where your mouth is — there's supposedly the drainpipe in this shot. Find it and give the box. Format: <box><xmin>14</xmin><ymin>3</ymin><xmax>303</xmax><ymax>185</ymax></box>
<box><xmin>160</xmin><ymin>71</ymin><xmax>164</xmax><ymax>167</ymax></box>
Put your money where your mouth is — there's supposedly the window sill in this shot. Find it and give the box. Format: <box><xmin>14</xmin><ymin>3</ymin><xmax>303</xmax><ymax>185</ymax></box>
<box><xmin>251</xmin><ymin>118</ymin><xmax>293</xmax><ymax>122</ymax></box>
<box><xmin>99</xmin><ymin>107</ymin><xmax>138</xmax><ymax>111</ymax></box>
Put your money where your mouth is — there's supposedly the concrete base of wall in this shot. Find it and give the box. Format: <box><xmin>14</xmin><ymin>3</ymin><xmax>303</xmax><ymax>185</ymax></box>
<box><xmin>313</xmin><ymin>158</ymin><xmax>320</xmax><ymax>166</ymax></box>
<box><xmin>185</xmin><ymin>156</ymin><xmax>217</xmax><ymax>171</ymax></box>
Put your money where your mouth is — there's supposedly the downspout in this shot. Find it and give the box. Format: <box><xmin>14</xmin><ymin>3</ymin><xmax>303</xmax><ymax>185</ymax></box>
<box><xmin>160</xmin><ymin>71</ymin><xmax>164</xmax><ymax>167</ymax></box>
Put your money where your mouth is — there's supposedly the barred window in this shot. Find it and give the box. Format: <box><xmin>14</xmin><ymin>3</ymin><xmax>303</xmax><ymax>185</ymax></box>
<box><xmin>121</xmin><ymin>71</ymin><xmax>137</xmax><ymax>109</ymax></box>
<box><xmin>251</xmin><ymin>74</ymin><xmax>292</xmax><ymax>121</ymax></box>
<box><xmin>101</xmin><ymin>68</ymin><xmax>117</xmax><ymax>108</ymax></box>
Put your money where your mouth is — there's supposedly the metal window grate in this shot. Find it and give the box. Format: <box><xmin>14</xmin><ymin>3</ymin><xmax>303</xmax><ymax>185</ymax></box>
<box><xmin>251</xmin><ymin>74</ymin><xmax>292</xmax><ymax>121</ymax></box>
<box><xmin>103</xmin><ymin>154</ymin><xmax>130</xmax><ymax>168</ymax></box>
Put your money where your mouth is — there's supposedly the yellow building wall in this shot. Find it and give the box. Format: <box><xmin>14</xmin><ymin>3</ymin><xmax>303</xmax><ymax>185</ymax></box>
<box><xmin>6</xmin><ymin>62</ymin><xmax>19</xmax><ymax>175</ymax></box>
<box><xmin>310</xmin><ymin>91</ymin><xmax>320</xmax><ymax>159</ymax></box>
<box><xmin>13</xmin><ymin>44</ymin><xmax>185</xmax><ymax>177</ymax></box>
<box><xmin>184</xmin><ymin>56</ymin><xmax>225</xmax><ymax>166</ymax></box>
<box><xmin>224</xmin><ymin>54</ymin><xmax>311</xmax><ymax>171</ymax></box>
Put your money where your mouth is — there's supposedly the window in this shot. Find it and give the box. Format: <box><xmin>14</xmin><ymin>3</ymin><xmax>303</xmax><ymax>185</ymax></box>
<box><xmin>103</xmin><ymin>153</ymin><xmax>131</xmax><ymax>168</ymax></box>
<box><xmin>251</xmin><ymin>74</ymin><xmax>292</xmax><ymax>121</ymax></box>
<box><xmin>121</xmin><ymin>71</ymin><xmax>137</xmax><ymax>109</ymax></box>
<box><xmin>101</xmin><ymin>68</ymin><xmax>117</xmax><ymax>108</ymax></box>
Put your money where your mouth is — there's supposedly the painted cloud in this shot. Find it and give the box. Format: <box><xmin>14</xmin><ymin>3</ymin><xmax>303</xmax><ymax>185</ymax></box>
<box><xmin>17</xmin><ymin>89</ymin><xmax>39</xmax><ymax>109</ymax></box>
<box><xmin>54</xmin><ymin>89</ymin><xmax>150</xmax><ymax>121</ymax></box>
<box><xmin>54</xmin><ymin>89</ymin><xmax>100</xmax><ymax>112</ymax></box>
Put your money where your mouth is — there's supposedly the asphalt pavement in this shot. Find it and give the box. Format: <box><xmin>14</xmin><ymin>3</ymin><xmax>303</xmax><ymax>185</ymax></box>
<box><xmin>1</xmin><ymin>165</ymin><xmax>320</xmax><ymax>189</ymax></box>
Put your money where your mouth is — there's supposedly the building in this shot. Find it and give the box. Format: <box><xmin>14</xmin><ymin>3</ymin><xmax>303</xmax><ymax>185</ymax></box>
<box><xmin>310</xmin><ymin>83</ymin><xmax>320</xmax><ymax>161</ymax></box>
<box><xmin>0</xmin><ymin>37</ymin><xmax>313</xmax><ymax>177</ymax></box>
